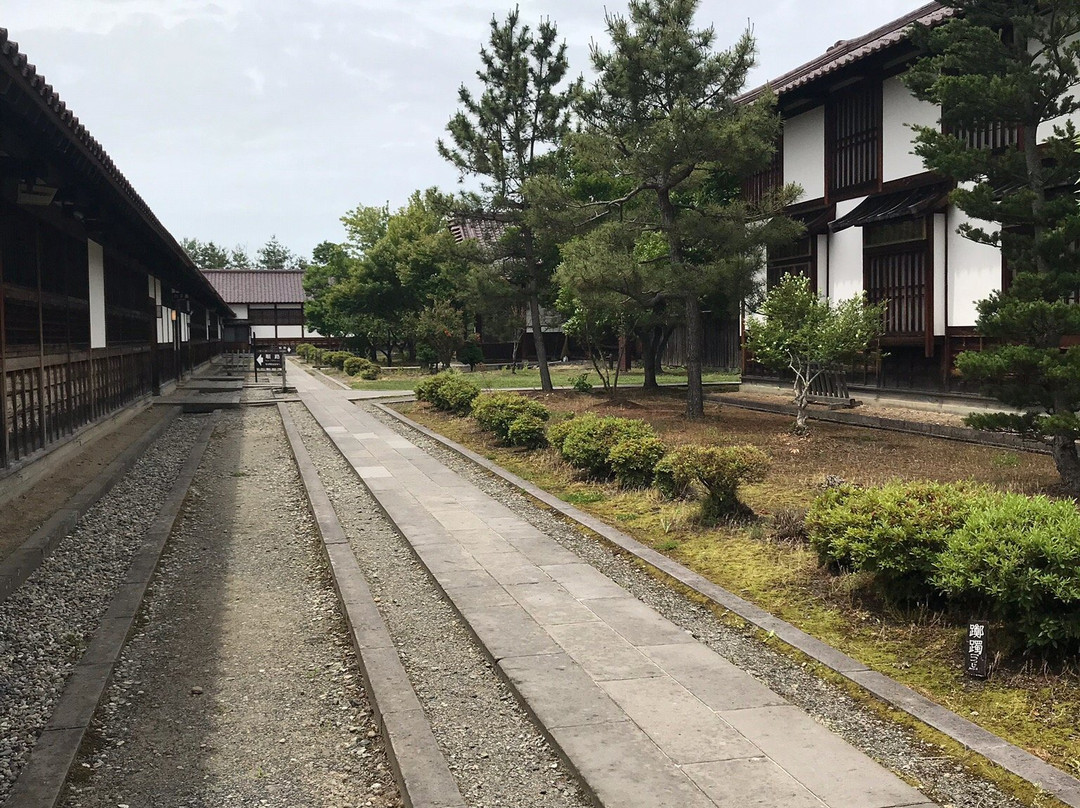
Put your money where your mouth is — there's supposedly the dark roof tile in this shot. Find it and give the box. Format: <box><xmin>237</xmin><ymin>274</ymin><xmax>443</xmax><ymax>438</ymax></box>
<box><xmin>200</xmin><ymin>270</ymin><xmax>307</xmax><ymax>304</ymax></box>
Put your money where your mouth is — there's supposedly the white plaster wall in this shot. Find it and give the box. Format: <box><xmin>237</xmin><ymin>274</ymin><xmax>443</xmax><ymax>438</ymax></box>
<box><xmin>947</xmin><ymin>207</ymin><xmax>1002</xmax><ymax>328</ymax></box>
<box><xmin>88</xmin><ymin>240</ymin><xmax>106</xmax><ymax>349</ymax></box>
<box><xmin>252</xmin><ymin>325</ymin><xmax>277</xmax><ymax>340</ymax></box>
<box><xmin>882</xmin><ymin>75</ymin><xmax>939</xmax><ymax>182</ymax></box>
<box><xmin>815</xmin><ymin>234</ymin><xmax>829</xmax><ymax>297</ymax></box>
<box><xmin>826</xmin><ymin>198</ymin><xmax>866</xmax><ymax>301</ymax></box>
<box><xmin>783</xmin><ymin>106</ymin><xmax>826</xmax><ymax>202</ymax></box>
<box><xmin>1037</xmin><ymin>32</ymin><xmax>1080</xmax><ymax>140</ymax></box>
<box><xmin>180</xmin><ymin>312</ymin><xmax>190</xmax><ymax>343</ymax></box>
<box><xmin>231</xmin><ymin>303</ymin><xmax>249</xmax><ymax>319</ymax></box>
<box><xmin>274</xmin><ymin>326</ymin><xmax>305</xmax><ymax>339</ymax></box>
<box><xmin>933</xmin><ymin>213</ymin><xmax>947</xmax><ymax>336</ymax></box>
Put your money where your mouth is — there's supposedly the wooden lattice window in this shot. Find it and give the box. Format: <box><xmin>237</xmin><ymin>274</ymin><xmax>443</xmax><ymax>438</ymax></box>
<box><xmin>864</xmin><ymin>219</ymin><xmax>928</xmax><ymax>336</ymax></box>
<box><xmin>766</xmin><ymin>235</ymin><xmax>814</xmax><ymax>290</ymax></box>
<box><xmin>829</xmin><ymin>81</ymin><xmax>881</xmax><ymax>197</ymax></box>
<box><xmin>743</xmin><ymin>136</ymin><xmax>783</xmax><ymax>205</ymax></box>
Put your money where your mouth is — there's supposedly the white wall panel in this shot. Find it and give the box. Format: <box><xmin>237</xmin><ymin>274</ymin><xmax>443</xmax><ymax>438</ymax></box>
<box><xmin>882</xmin><ymin>76</ymin><xmax>939</xmax><ymax>182</ymax></box>
<box><xmin>783</xmin><ymin>106</ymin><xmax>825</xmax><ymax>202</ymax></box>
<box><xmin>947</xmin><ymin>208</ymin><xmax>1001</xmax><ymax>328</ymax></box>
<box><xmin>827</xmin><ymin>198</ymin><xmax>866</xmax><ymax>301</ymax></box>
<box><xmin>933</xmin><ymin>213</ymin><xmax>947</xmax><ymax>336</ymax></box>
<box><xmin>88</xmin><ymin>240</ymin><xmax>106</xmax><ymax>349</ymax></box>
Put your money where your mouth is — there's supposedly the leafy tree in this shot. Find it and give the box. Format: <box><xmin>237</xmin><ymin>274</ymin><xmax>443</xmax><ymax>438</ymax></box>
<box><xmin>303</xmin><ymin>241</ymin><xmax>369</xmax><ymax>350</ymax></box>
<box><xmin>257</xmin><ymin>235</ymin><xmax>300</xmax><ymax>270</ymax></box>
<box><xmin>228</xmin><ymin>245</ymin><xmax>251</xmax><ymax>268</ymax></box>
<box><xmin>906</xmin><ymin>1</ymin><xmax>1080</xmax><ymax>492</ymax></box>
<box><xmin>438</xmin><ymin>7</ymin><xmax>579</xmax><ymax>392</ymax></box>
<box><xmin>416</xmin><ymin>299</ymin><xmax>466</xmax><ymax>370</ymax></box>
<box><xmin>746</xmin><ymin>275</ymin><xmax>885</xmax><ymax>434</ymax></box>
<box><xmin>574</xmin><ymin>0</ymin><xmax>800</xmax><ymax>418</ymax></box>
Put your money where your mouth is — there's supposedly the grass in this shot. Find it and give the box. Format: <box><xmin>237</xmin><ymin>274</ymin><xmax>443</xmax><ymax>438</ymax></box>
<box><xmin>299</xmin><ymin>359</ymin><xmax>738</xmax><ymax>392</ymax></box>
<box><xmin>398</xmin><ymin>390</ymin><xmax>1080</xmax><ymax>787</ymax></box>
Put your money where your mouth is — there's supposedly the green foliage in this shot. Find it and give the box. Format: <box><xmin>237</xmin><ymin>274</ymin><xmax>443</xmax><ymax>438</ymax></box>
<box><xmin>573</xmin><ymin>0</ymin><xmax>802</xmax><ymax>415</ymax></box>
<box><xmin>325</xmin><ymin>351</ymin><xmax>352</xmax><ymax>370</ymax></box>
<box><xmin>415</xmin><ymin>372</ymin><xmax>480</xmax><ymax>415</ymax></box>
<box><xmin>295</xmin><ymin>343</ymin><xmax>315</xmax><ymax>360</ymax></box>
<box><xmin>571</xmin><ymin>373</ymin><xmax>593</xmax><ymax>393</ymax></box>
<box><xmin>506</xmin><ymin>414</ymin><xmax>549</xmax><ymax>449</ymax></box>
<box><xmin>180</xmin><ymin>237</ymin><xmax>249</xmax><ymax>269</ymax></box>
<box><xmin>905</xmin><ymin>1</ymin><xmax>1080</xmax><ymax>491</ymax></box>
<box><xmin>257</xmin><ymin>235</ymin><xmax>300</xmax><ymax>270</ymax></box>
<box><xmin>471</xmin><ymin>392</ymin><xmax>550</xmax><ymax>442</ymax></box>
<box><xmin>343</xmin><ymin>356</ymin><xmax>381</xmax><ymax>379</ymax></box>
<box><xmin>654</xmin><ymin>444</ymin><xmax>769</xmax><ymax>522</ymax></box>
<box><xmin>417</xmin><ymin>300</ymin><xmax>465</xmax><ymax>370</ymax></box>
<box><xmin>459</xmin><ymin>337</ymin><xmax>484</xmax><ymax>370</ymax></box>
<box><xmin>934</xmin><ymin>493</ymin><xmax>1080</xmax><ymax>651</ymax></box>
<box><xmin>608</xmin><ymin>435</ymin><xmax>667</xmax><ymax>489</ymax></box>
<box><xmin>746</xmin><ymin>274</ymin><xmax>885</xmax><ymax>431</ymax></box>
<box><xmin>557</xmin><ymin>415</ymin><xmax>657</xmax><ymax>478</ymax></box>
<box><xmin>805</xmin><ymin>481</ymin><xmax>991</xmax><ymax>598</ymax></box>
<box><xmin>546</xmin><ymin>416</ymin><xmax>577</xmax><ymax>451</ymax></box>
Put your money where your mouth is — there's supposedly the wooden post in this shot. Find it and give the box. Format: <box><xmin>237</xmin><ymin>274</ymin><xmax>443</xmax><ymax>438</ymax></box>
<box><xmin>36</xmin><ymin>224</ymin><xmax>47</xmax><ymax>452</ymax></box>
<box><xmin>0</xmin><ymin>227</ymin><xmax>8</xmax><ymax>469</ymax></box>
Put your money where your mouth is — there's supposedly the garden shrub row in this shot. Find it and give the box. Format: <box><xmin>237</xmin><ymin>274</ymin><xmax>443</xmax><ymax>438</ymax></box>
<box><xmin>415</xmin><ymin>371</ymin><xmax>481</xmax><ymax>415</ymax></box>
<box><xmin>471</xmin><ymin>391</ymin><xmax>550</xmax><ymax>448</ymax></box>
<box><xmin>806</xmin><ymin>481</ymin><xmax>1080</xmax><ymax>652</ymax></box>
<box><xmin>296</xmin><ymin>344</ymin><xmax>380</xmax><ymax>380</ymax></box>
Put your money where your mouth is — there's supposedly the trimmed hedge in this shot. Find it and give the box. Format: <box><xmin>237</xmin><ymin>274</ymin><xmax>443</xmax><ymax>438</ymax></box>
<box><xmin>415</xmin><ymin>372</ymin><xmax>480</xmax><ymax>415</ymax></box>
<box><xmin>471</xmin><ymin>392</ymin><xmax>549</xmax><ymax>442</ymax></box>
<box><xmin>934</xmin><ymin>493</ymin><xmax>1080</xmax><ymax>650</ymax></box>
<box><xmin>558</xmin><ymin>415</ymin><xmax>657</xmax><ymax>479</ymax></box>
<box><xmin>805</xmin><ymin>481</ymin><xmax>989</xmax><ymax>597</ymax></box>
<box><xmin>608</xmin><ymin>435</ymin><xmax>667</xmax><ymax>489</ymax></box>
<box><xmin>654</xmin><ymin>444</ymin><xmax>769</xmax><ymax>522</ymax></box>
<box><xmin>343</xmin><ymin>356</ymin><xmax>381</xmax><ymax>380</ymax></box>
<box><xmin>506</xmin><ymin>413</ymin><xmax>548</xmax><ymax>449</ymax></box>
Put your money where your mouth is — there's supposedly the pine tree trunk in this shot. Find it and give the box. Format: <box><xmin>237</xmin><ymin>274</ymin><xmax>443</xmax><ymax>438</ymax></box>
<box><xmin>528</xmin><ymin>287</ymin><xmax>553</xmax><ymax>392</ymax></box>
<box><xmin>685</xmin><ymin>295</ymin><xmax>704</xmax><ymax>419</ymax></box>
<box><xmin>642</xmin><ymin>325</ymin><xmax>661</xmax><ymax>389</ymax></box>
<box><xmin>1050</xmin><ymin>435</ymin><xmax>1080</xmax><ymax>495</ymax></box>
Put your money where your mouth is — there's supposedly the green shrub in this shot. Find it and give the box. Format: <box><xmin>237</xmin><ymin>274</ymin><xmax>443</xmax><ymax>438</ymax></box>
<box><xmin>296</xmin><ymin>343</ymin><xmax>314</xmax><ymax>360</ymax></box>
<box><xmin>572</xmin><ymin>373</ymin><xmax>593</xmax><ymax>393</ymax></box>
<box><xmin>506</xmin><ymin>414</ymin><xmax>548</xmax><ymax>449</ymax></box>
<box><xmin>608</xmin><ymin>435</ymin><xmax>666</xmax><ymax>489</ymax></box>
<box><xmin>325</xmin><ymin>350</ymin><xmax>352</xmax><ymax>370</ymax></box>
<box><xmin>805</xmin><ymin>481</ymin><xmax>989</xmax><ymax>597</ymax></box>
<box><xmin>546</xmin><ymin>416</ymin><xmax>576</xmax><ymax>452</ymax></box>
<box><xmin>558</xmin><ymin>415</ymin><xmax>657</xmax><ymax>478</ymax></box>
<box><xmin>654</xmin><ymin>444</ymin><xmax>769</xmax><ymax>522</ymax></box>
<box><xmin>933</xmin><ymin>493</ymin><xmax>1080</xmax><ymax>651</ymax></box>
<box><xmin>471</xmin><ymin>392</ymin><xmax>550</xmax><ymax>442</ymax></box>
<box><xmin>458</xmin><ymin>340</ymin><xmax>484</xmax><ymax>370</ymax></box>
<box><xmin>343</xmin><ymin>356</ymin><xmax>366</xmax><ymax>376</ymax></box>
<box><xmin>359</xmin><ymin>362</ymin><xmax>380</xmax><ymax>381</ymax></box>
<box><xmin>414</xmin><ymin>372</ymin><xmax>479</xmax><ymax>414</ymax></box>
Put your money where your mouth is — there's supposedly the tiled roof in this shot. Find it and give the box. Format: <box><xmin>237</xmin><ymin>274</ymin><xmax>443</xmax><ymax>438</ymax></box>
<box><xmin>741</xmin><ymin>3</ymin><xmax>956</xmax><ymax>101</ymax></box>
<box><xmin>449</xmin><ymin>217</ymin><xmax>507</xmax><ymax>247</ymax></box>
<box><xmin>200</xmin><ymin>269</ymin><xmax>307</xmax><ymax>304</ymax></box>
<box><xmin>0</xmin><ymin>28</ymin><xmax>230</xmax><ymax>313</ymax></box>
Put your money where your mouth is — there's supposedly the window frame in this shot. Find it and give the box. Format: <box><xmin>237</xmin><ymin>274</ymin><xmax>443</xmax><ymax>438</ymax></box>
<box><xmin>826</xmin><ymin>78</ymin><xmax>883</xmax><ymax>202</ymax></box>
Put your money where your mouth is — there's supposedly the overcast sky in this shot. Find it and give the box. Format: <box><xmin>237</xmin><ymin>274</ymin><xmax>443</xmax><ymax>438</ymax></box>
<box><xmin>6</xmin><ymin>0</ymin><xmax>922</xmax><ymax>261</ymax></box>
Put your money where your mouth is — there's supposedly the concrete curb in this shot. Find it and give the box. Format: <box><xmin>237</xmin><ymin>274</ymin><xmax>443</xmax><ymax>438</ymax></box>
<box><xmin>277</xmin><ymin>403</ymin><xmax>466</xmax><ymax>808</ymax></box>
<box><xmin>375</xmin><ymin>402</ymin><xmax>1080</xmax><ymax>808</ymax></box>
<box><xmin>0</xmin><ymin>407</ymin><xmax>182</xmax><ymax>605</ymax></box>
<box><xmin>711</xmin><ymin>394</ymin><xmax>1051</xmax><ymax>455</ymax></box>
<box><xmin>3</xmin><ymin>410</ymin><xmax>221</xmax><ymax>808</ymax></box>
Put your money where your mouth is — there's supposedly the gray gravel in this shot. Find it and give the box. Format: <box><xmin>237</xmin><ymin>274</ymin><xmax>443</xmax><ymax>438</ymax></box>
<box><xmin>289</xmin><ymin>403</ymin><xmax>591</xmax><ymax>808</ymax></box>
<box><xmin>369</xmin><ymin>403</ymin><xmax>1031</xmax><ymax>808</ymax></box>
<box><xmin>0</xmin><ymin>414</ymin><xmax>207</xmax><ymax>802</ymax></box>
<box><xmin>60</xmin><ymin>407</ymin><xmax>399</xmax><ymax>808</ymax></box>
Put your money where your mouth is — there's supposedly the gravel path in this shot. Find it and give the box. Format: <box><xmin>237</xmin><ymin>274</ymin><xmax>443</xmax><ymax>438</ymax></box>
<box><xmin>369</xmin><ymin>403</ymin><xmax>1029</xmax><ymax>808</ymax></box>
<box><xmin>0</xmin><ymin>414</ymin><xmax>205</xmax><ymax>802</ymax></box>
<box><xmin>288</xmin><ymin>403</ymin><xmax>591</xmax><ymax>808</ymax></box>
<box><xmin>59</xmin><ymin>407</ymin><xmax>400</xmax><ymax>808</ymax></box>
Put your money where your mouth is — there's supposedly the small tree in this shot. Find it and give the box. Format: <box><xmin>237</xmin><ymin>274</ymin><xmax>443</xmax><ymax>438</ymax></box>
<box><xmin>747</xmin><ymin>275</ymin><xmax>885</xmax><ymax>433</ymax></box>
<box><xmin>417</xmin><ymin>300</ymin><xmax>465</xmax><ymax>370</ymax></box>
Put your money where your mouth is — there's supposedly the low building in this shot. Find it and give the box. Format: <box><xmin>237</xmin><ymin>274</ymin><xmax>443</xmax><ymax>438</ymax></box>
<box><xmin>0</xmin><ymin>29</ymin><xmax>230</xmax><ymax>473</ymax></box>
<box><xmin>200</xmin><ymin>269</ymin><xmax>325</xmax><ymax>351</ymax></box>
<box><xmin>742</xmin><ymin>2</ymin><xmax>1050</xmax><ymax>393</ymax></box>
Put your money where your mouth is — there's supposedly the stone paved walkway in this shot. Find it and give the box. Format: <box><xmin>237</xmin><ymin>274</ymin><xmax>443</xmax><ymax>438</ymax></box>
<box><xmin>288</xmin><ymin>362</ymin><xmax>935</xmax><ymax>808</ymax></box>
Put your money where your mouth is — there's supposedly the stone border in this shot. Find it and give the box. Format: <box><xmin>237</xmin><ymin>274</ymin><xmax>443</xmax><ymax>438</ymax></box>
<box><xmin>0</xmin><ymin>407</ymin><xmax>182</xmax><ymax>605</ymax></box>
<box><xmin>375</xmin><ymin>401</ymin><xmax>1080</xmax><ymax>808</ymax></box>
<box><xmin>278</xmin><ymin>403</ymin><xmax>466</xmax><ymax>808</ymax></box>
<box><xmin>712</xmin><ymin>394</ymin><xmax>1051</xmax><ymax>455</ymax></box>
<box><xmin>4</xmin><ymin>411</ymin><xmax>221</xmax><ymax>808</ymax></box>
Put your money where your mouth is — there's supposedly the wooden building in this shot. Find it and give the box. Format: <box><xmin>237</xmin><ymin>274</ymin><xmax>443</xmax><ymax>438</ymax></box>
<box><xmin>0</xmin><ymin>29</ymin><xmax>231</xmax><ymax>472</ymax></box>
<box><xmin>201</xmin><ymin>269</ymin><xmax>324</xmax><ymax>351</ymax></box>
<box><xmin>741</xmin><ymin>2</ymin><xmax>1049</xmax><ymax>393</ymax></box>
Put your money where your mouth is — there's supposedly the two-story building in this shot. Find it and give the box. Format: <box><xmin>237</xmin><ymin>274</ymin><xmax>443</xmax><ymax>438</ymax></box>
<box><xmin>743</xmin><ymin>2</ymin><xmax>1020</xmax><ymax>393</ymax></box>
<box><xmin>201</xmin><ymin>268</ymin><xmax>325</xmax><ymax>351</ymax></box>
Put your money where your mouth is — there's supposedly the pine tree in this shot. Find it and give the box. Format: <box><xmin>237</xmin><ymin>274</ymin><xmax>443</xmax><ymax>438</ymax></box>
<box><xmin>438</xmin><ymin>8</ymin><xmax>579</xmax><ymax>392</ymax></box>
<box><xmin>574</xmin><ymin>0</ymin><xmax>799</xmax><ymax>418</ymax></box>
<box><xmin>906</xmin><ymin>0</ymin><xmax>1080</xmax><ymax>492</ymax></box>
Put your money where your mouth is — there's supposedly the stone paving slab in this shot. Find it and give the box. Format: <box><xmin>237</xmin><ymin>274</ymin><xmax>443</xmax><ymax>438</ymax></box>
<box><xmin>291</xmin><ymin>364</ymin><xmax>935</xmax><ymax>808</ymax></box>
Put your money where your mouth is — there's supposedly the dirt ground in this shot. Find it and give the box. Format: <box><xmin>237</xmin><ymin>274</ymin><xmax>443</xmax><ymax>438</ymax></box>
<box><xmin>61</xmin><ymin>407</ymin><xmax>400</xmax><ymax>808</ymax></box>
<box><xmin>0</xmin><ymin>406</ymin><xmax>170</xmax><ymax>561</ymax></box>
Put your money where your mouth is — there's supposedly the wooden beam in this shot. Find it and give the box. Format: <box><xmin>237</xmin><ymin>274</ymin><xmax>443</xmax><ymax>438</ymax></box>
<box><xmin>0</xmin><ymin>219</ymin><xmax>8</xmax><ymax>468</ymax></box>
<box><xmin>36</xmin><ymin>220</ymin><xmax>47</xmax><ymax>452</ymax></box>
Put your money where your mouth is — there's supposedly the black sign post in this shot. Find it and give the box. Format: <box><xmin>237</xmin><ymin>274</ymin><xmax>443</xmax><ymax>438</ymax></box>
<box><xmin>254</xmin><ymin>348</ymin><xmax>286</xmax><ymax>392</ymax></box>
<box><xmin>965</xmin><ymin>620</ymin><xmax>989</xmax><ymax>679</ymax></box>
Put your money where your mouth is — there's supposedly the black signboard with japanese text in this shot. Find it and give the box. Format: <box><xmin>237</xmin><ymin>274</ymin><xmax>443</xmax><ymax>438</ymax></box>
<box><xmin>966</xmin><ymin>620</ymin><xmax>989</xmax><ymax>679</ymax></box>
